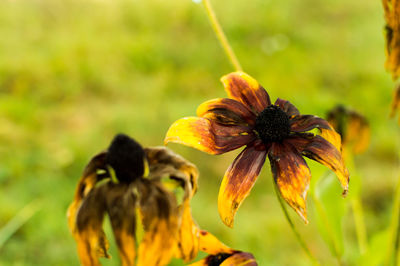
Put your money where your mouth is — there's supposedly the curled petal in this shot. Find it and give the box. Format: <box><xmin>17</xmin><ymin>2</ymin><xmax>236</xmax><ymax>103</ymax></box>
<box><xmin>198</xmin><ymin>230</ymin><xmax>233</xmax><ymax>255</ymax></box>
<box><xmin>319</xmin><ymin>128</ymin><xmax>342</xmax><ymax>154</ymax></box>
<box><xmin>269</xmin><ymin>142</ymin><xmax>311</xmax><ymax>222</ymax></box>
<box><xmin>197</xmin><ymin>98</ymin><xmax>256</xmax><ymax>126</ymax></box>
<box><xmin>137</xmin><ymin>181</ymin><xmax>179</xmax><ymax>266</ymax></box>
<box><xmin>165</xmin><ymin>117</ymin><xmax>255</xmax><ymax>155</ymax></box>
<box><xmin>221</xmin><ymin>72</ymin><xmax>271</xmax><ymax>114</ymax></box>
<box><xmin>105</xmin><ymin>184</ymin><xmax>137</xmax><ymax>266</ymax></box>
<box><xmin>218</xmin><ymin>146</ymin><xmax>267</xmax><ymax>227</ymax></box>
<box><xmin>287</xmin><ymin>134</ymin><xmax>349</xmax><ymax>195</ymax></box>
<box><xmin>290</xmin><ymin>115</ymin><xmax>331</xmax><ymax>132</ymax></box>
<box><xmin>274</xmin><ymin>98</ymin><xmax>300</xmax><ymax>117</ymax></box>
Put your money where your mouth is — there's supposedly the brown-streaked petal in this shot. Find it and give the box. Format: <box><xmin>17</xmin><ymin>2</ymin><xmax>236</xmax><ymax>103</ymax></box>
<box><xmin>290</xmin><ymin>115</ymin><xmax>332</xmax><ymax>133</ymax></box>
<box><xmin>287</xmin><ymin>134</ymin><xmax>349</xmax><ymax>195</ymax></box>
<box><xmin>105</xmin><ymin>183</ymin><xmax>137</xmax><ymax>266</ymax></box>
<box><xmin>198</xmin><ymin>230</ymin><xmax>233</xmax><ymax>255</ymax></box>
<box><xmin>165</xmin><ymin>117</ymin><xmax>255</xmax><ymax>155</ymax></box>
<box><xmin>75</xmin><ymin>185</ymin><xmax>110</xmax><ymax>266</ymax></box>
<box><xmin>274</xmin><ymin>98</ymin><xmax>300</xmax><ymax>118</ymax></box>
<box><xmin>268</xmin><ymin>142</ymin><xmax>311</xmax><ymax>222</ymax></box>
<box><xmin>188</xmin><ymin>251</ymin><xmax>257</xmax><ymax>266</ymax></box>
<box><xmin>221</xmin><ymin>72</ymin><xmax>271</xmax><ymax>114</ymax></box>
<box><xmin>197</xmin><ymin>98</ymin><xmax>256</xmax><ymax>126</ymax></box>
<box><xmin>175</xmin><ymin>200</ymin><xmax>200</xmax><ymax>262</ymax></box>
<box><xmin>218</xmin><ymin>146</ymin><xmax>267</xmax><ymax>227</ymax></box>
<box><xmin>137</xmin><ymin>180</ymin><xmax>179</xmax><ymax>266</ymax></box>
<box><xmin>319</xmin><ymin>128</ymin><xmax>342</xmax><ymax>154</ymax></box>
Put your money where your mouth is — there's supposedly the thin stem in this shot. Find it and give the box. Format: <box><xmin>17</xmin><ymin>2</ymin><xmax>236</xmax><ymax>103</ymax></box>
<box><xmin>385</xmin><ymin>175</ymin><xmax>400</xmax><ymax>265</ymax></box>
<box><xmin>351</xmin><ymin>198</ymin><xmax>368</xmax><ymax>254</ymax></box>
<box><xmin>273</xmin><ymin>183</ymin><xmax>320</xmax><ymax>266</ymax></box>
<box><xmin>311</xmin><ymin>192</ymin><xmax>343</xmax><ymax>266</ymax></box>
<box><xmin>202</xmin><ymin>0</ymin><xmax>243</xmax><ymax>71</ymax></box>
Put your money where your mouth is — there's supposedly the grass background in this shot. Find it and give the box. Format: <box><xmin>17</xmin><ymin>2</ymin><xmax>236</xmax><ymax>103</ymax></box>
<box><xmin>0</xmin><ymin>0</ymin><xmax>398</xmax><ymax>265</ymax></box>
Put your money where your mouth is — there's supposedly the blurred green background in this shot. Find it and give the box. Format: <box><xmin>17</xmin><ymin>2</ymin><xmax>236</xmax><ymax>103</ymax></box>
<box><xmin>0</xmin><ymin>0</ymin><xmax>398</xmax><ymax>265</ymax></box>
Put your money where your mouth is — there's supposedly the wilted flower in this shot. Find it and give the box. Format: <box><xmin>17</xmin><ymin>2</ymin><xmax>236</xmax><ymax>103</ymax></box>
<box><xmin>326</xmin><ymin>105</ymin><xmax>370</xmax><ymax>156</ymax></box>
<box><xmin>165</xmin><ymin>72</ymin><xmax>349</xmax><ymax>227</ymax></box>
<box><xmin>67</xmin><ymin>133</ymin><xmax>256</xmax><ymax>266</ymax></box>
<box><xmin>383</xmin><ymin>0</ymin><xmax>400</xmax><ymax>79</ymax></box>
<box><xmin>67</xmin><ymin>133</ymin><xmax>199</xmax><ymax>266</ymax></box>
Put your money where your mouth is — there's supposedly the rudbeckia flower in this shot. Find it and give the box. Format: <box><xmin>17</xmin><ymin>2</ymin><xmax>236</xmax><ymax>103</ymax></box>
<box><xmin>67</xmin><ymin>133</ymin><xmax>199</xmax><ymax>266</ymax></box>
<box><xmin>326</xmin><ymin>105</ymin><xmax>370</xmax><ymax>157</ymax></box>
<box><xmin>383</xmin><ymin>0</ymin><xmax>400</xmax><ymax>79</ymax></box>
<box><xmin>165</xmin><ymin>72</ymin><xmax>349</xmax><ymax>227</ymax></box>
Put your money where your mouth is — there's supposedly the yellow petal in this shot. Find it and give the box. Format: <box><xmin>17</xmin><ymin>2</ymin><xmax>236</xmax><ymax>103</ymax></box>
<box><xmin>221</xmin><ymin>72</ymin><xmax>271</xmax><ymax>114</ymax></box>
<box><xmin>198</xmin><ymin>230</ymin><xmax>233</xmax><ymax>255</ymax></box>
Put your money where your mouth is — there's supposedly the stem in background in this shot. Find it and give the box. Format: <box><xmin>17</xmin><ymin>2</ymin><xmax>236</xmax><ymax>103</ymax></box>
<box><xmin>351</xmin><ymin>198</ymin><xmax>368</xmax><ymax>254</ymax></box>
<box><xmin>202</xmin><ymin>0</ymin><xmax>243</xmax><ymax>71</ymax></box>
<box><xmin>385</xmin><ymin>176</ymin><xmax>400</xmax><ymax>265</ymax></box>
<box><xmin>273</xmin><ymin>183</ymin><xmax>320</xmax><ymax>266</ymax></box>
<box><xmin>311</xmin><ymin>192</ymin><xmax>343</xmax><ymax>266</ymax></box>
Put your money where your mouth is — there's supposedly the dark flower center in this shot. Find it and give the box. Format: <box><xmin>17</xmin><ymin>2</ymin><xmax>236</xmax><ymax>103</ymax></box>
<box><xmin>106</xmin><ymin>133</ymin><xmax>145</xmax><ymax>183</ymax></box>
<box><xmin>206</xmin><ymin>253</ymin><xmax>232</xmax><ymax>266</ymax></box>
<box><xmin>255</xmin><ymin>105</ymin><xmax>290</xmax><ymax>144</ymax></box>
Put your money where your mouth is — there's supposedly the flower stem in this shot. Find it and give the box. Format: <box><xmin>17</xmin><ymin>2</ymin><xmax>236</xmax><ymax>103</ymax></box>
<box><xmin>351</xmin><ymin>198</ymin><xmax>368</xmax><ymax>254</ymax></box>
<box><xmin>385</xmin><ymin>174</ymin><xmax>400</xmax><ymax>265</ymax></box>
<box><xmin>202</xmin><ymin>0</ymin><xmax>243</xmax><ymax>71</ymax></box>
<box><xmin>273</xmin><ymin>183</ymin><xmax>320</xmax><ymax>266</ymax></box>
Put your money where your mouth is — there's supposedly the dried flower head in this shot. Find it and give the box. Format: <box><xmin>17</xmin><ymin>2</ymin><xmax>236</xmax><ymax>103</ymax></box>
<box><xmin>67</xmin><ymin>134</ymin><xmax>198</xmax><ymax>266</ymax></box>
<box><xmin>165</xmin><ymin>72</ymin><xmax>349</xmax><ymax>227</ymax></box>
<box><xmin>326</xmin><ymin>105</ymin><xmax>370</xmax><ymax>156</ymax></box>
<box><xmin>383</xmin><ymin>0</ymin><xmax>400</xmax><ymax>79</ymax></box>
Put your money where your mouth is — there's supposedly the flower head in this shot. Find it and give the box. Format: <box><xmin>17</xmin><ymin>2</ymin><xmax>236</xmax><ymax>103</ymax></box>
<box><xmin>67</xmin><ymin>133</ymin><xmax>199</xmax><ymax>266</ymax></box>
<box><xmin>326</xmin><ymin>105</ymin><xmax>370</xmax><ymax>157</ymax></box>
<box><xmin>165</xmin><ymin>72</ymin><xmax>349</xmax><ymax>227</ymax></box>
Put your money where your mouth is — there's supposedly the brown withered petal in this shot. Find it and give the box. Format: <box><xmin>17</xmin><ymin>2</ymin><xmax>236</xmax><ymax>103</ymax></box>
<box><xmin>218</xmin><ymin>146</ymin><xmax>267</xmax><ymax>227</ymax></box>
<box><xmin>287</xmin><ymin>134</ymin><xmax>349</xmax><ymax>195</ymax></box>
<box><xmin>383</xmin><ymin>0</ymin><xmax>400</xmax><ymax>79</ymax></box>
<box><xmin>221</xmin><ymin>72</ymin><xmax>271</xmax><ymax>114</ymax></box>
<box><xmin>274</xmin><ymin>98</ymin><xmax>300</xmax><ymax>118</ymax></box>
<box><xmin>346</xmin><ymin>113</ymin><xmax>370</xmax><ymax>154</ymax></box>
<box><xmin>137</xmin><ymin>180</ymin><xmax>179</xmax><ymax>266</ymax></box>
<box><xmin>75</xmin><ymin>185</ymin><xmax>110</xmax><ymax>266</ymax></box>
<box><xmin>165</xmin><ymin>117</ymin><xmax>255</xmax><ymax>155</ymax></box>
<box><xmin>197</xmin><ymin>98</ymin><xmax>257</xmax><ymax>126</ymax></box>
<box><xmin>290</xmin><ymin>115</ymin><xmax>332</xmax><ymax>133</ymax></box>
<box><xmin>268</xmin><ymin>142</ymin><xmax>311</xmax><ymax>223</ymax></box>
<box><xmin>104</xmin><ymin>183</ymin><xmax>137</xmax><ymax>266</ymax></box>
<box><xmin>188</xmin><ymin>251</ymin><xmax>257</xmax><ymax>266</ymax></box>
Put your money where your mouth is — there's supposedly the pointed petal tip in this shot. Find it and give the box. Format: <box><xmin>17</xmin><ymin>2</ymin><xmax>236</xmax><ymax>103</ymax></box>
<box><xmin>342</xmin><ymin>187</ymin><xmax>349</xmax><ymax>197</ymax></box>
<box><xmin>296</xmin><ymin>207</ymin><xmax>308</xmax><ymax>224</ymax></box>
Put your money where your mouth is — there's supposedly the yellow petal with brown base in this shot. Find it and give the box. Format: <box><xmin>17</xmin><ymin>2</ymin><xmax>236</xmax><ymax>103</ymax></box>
<box><xmin>218</xmin><ymin>146</ymin><xmax>267</xmax><ymax>227</ymax></box>
<box><xmin>221</xmin><ymin>72</ymin><xmax>271</xmax><ymax>114</ymax></box>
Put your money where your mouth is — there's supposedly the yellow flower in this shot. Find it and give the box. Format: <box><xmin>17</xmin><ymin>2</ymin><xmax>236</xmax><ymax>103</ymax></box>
<box><xmin>383</xmin><ymin>0</ymin><xmax>400</xmax><ymax>79</ymax></box>
<box><xmin>326</xmin><ymin>105</ymin><xmax>370</xmax><ymax>157</ymax></box>
<box><xmin>67</xmin><ymin>134</ymin><xmax>198</xmax><ymax>266</ymax></box>
<box><xmin>165</xmin><ymin>72</ymin><xmax>349</xmax><ymax>227</ymax></box>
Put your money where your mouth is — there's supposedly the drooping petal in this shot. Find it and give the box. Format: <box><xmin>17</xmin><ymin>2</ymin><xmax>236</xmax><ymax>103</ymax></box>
<box><xmin>74</xmin><ymin>185</ymin><xmax>111</xmax><ymax>266</ymax></box>
<box><xmin>287</xmin><ymin>134</ymin><xmax>349</xmax><ymax>195</ymax></box>
<box><xmin>198</xmin><ymin>230</ymin><xmax>233</xmax><ymax>255</ymax></box>
<box><xmin>105</xmin><ymin>183</ymin><xmax>137</xmax><ymax>266</ymax></box>
<box><xmin>319</xmin><ymin>128</ymin><xmax>343</xmax><ymax>155</ymax></box>
<box><xmin>221</xmin><ymin>72</ymin><xmax>271</xmax><ymax>114</ymax></box>
<box><xmin>268</xmin><ymin>142</ymin><xmax>311</xmax><ymax>222</ymax></box>
<box><xmin>218</xmin><ymin>146</ymin><xmax>267</xmax><ymax>227</ymax></box>
<box><xmin>197</xmin><ymin>98</ymin><xmax>257</xmax><ymax>126</ymax></box>
<box><xmin>137</xmin><ymin>180</ymin><xmax>179</xmax><ymax>266</ymax></box>
<box><xmin>289</xmin><ymin>115</ymin><xmax>332</xmax><ymax>132</ymax></box>
<box><xmin>274</xmin><ymin>98</ymin><xmax>300</xmax><ymax>117</ymax></box>
<box><xmin>165</xmin><ymin>117</ymin><xmax>255</xmax><ymax>155</ymax></box>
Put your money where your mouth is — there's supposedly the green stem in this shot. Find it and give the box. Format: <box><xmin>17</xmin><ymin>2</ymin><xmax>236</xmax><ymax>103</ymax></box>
<box><xmin>385</xmin><ymin>176</ymin><xmax>400</xmax><ymax>265</ymax></box>
<box><xmin>311</xmin><ymin>191</ymin><xmax>343</xmax><ymax>266</ymax></box>
<box><xmin>202</xmin><ymin>0</ymin><xmax>243</xmax><ymax>71</ymax></box>
<box><xmin>351</xmin><ymin>198</ymin><xmax>368</xmax><ymax>254</ymax></box>
<box><xmin>273</xmin><ymin>183</ymin><xmax>320</xmax><ymax>266</ymax></box>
